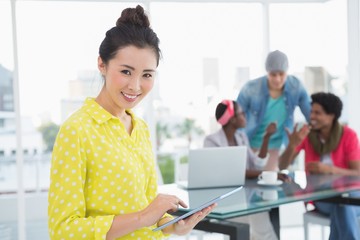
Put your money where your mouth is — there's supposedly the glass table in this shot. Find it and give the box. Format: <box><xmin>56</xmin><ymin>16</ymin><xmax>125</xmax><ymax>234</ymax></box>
<box><xmin>158</xmin><ymin>171</ymin><xmax>360</xmax><ymax>240</ymax></box>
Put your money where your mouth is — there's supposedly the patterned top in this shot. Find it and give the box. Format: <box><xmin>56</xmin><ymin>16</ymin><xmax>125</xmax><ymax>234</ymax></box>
<box><xmin>48</xmin><ymin>98</ymin><xmax>167</xmax><ymax>240</ymax></box>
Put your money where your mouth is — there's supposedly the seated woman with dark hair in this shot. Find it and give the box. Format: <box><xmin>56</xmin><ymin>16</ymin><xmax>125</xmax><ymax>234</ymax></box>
<box><xmin>203</xmin><ymin>99</ymin><xmax>287</xmax><ymax>240</ymax></box>
<box><xmin>204</xmin><ymin>99</ymin><xmax>278</xmax><ymax>177</ymax></box>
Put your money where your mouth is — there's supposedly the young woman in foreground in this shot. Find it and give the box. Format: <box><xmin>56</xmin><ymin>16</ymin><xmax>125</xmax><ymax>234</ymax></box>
<box><xmin>48</xmin><ymin>6</ymin><xmax>215</xmax><ymax>240</ymax></box>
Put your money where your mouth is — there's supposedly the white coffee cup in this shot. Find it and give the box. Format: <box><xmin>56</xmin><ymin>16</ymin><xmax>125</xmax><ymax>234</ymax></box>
<box><xmin>258</xmin><ymin>171</ymin><xmax>278</xmax><ymax>184</ymax></box>
<box><xmin>260</xmin><ymin>189</ymin><xmax>278</xmax><ymax>201</ymax></box>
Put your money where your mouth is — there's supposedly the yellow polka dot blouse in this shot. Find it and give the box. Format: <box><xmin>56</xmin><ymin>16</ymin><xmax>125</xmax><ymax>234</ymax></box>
<box><xmin>48</xmin><ymin>98</ymin><xmax>167</xmax><ymax>239</ymax></box>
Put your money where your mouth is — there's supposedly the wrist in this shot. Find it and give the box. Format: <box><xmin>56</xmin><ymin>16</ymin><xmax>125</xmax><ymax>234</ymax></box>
<box><xmin>257</xmin><ymin>152</ymin><xmax>269</xmax><ymax>160</ymax></box>
<box><xmin>287</xmin><ymin>141</ymin><xmax>297</xmax><ymax>150</ymax></box>
<box><xmin>138</xmin><ymin>209</ymin><xmax>150</xmax><ymax>228</ymax></box>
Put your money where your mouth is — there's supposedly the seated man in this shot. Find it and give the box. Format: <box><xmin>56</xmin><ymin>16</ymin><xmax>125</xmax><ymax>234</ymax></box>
<box><xmin>279</xmin><ymin>92</ymin><xmax>360</xmax><ymax>240</ymax></box>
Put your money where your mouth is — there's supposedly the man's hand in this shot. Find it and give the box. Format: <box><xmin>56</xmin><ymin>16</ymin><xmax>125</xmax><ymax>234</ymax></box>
<box><xmin>285</xmin><ymin>123</ymin><xmax>310</xmax><ymax>147</ymax></box>
<box><xmin>306</xmin><ymin>162</ymin><xmax>333</xmax><ymax>174</ymax></box>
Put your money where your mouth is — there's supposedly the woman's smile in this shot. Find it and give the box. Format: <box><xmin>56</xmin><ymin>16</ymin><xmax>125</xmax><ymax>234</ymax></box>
<box><xmin>121</xmin><ymin>91</ymin><xmax>140</xmax><ymax>102</ymax></box>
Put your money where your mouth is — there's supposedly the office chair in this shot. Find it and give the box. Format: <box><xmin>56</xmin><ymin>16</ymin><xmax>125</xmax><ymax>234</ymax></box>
<box><xmin>303</xmin><ymin>209</ymin><xmax>360</xmax><ymax>240</ymax></box>
<box><xmin>303</xmin><ymin>210</ymin><xmax>330</xmax><ymax>240</ymax></box>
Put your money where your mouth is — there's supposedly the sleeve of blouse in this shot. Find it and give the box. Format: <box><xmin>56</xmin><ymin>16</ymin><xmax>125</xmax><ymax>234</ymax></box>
<box><xmin>48</xmin><ymin>123</ymin><xmax>114</xmax><ymax>240</ymax></box>
<box><xmin>203</xmin><ymin>135</ymin><xmax>218</xmax><ymax>148</ymax></box>
<box><xmin>142</xmin><ymin>124</ymin><xmax>172</xmax><ymax>235</ymax></box>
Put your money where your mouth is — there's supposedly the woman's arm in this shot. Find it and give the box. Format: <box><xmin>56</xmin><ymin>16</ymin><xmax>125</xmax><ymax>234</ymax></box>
<box><xmin>257</xmin><ymin>122</ymin><xmax>277</xmax><ymax>159</ymax></box>
<box><xmin>106</xmin><ymin>212</ymin><xmax>146</xmax><ymax>240</ymax></box>
<box><xmin>106</xmin><ymin>194</ymin><xmax>187</xmax><ymax>240</ymax></box>
<box><xmin>246</xmin><ymin>169</ymin><xmax>262</xmax><ymax>179</ymax></box>
<box><xmin>49</xmin><ymin>124</ymin><xmax>182</xmax><ymax>240</ymax></box>
<box><xmin>48</xmin><ymin>124</ymin><xmax>115</xmax><ymax>240</ymax></box>
<box><xmin>107</xmin><ymin>194</ymin><xmax>217</xmax><ymax>239</ymax></box>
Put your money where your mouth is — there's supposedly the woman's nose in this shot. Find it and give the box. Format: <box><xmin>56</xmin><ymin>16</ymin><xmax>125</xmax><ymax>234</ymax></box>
<box><xmin>128</xmin><ymin>77</ymin><xmax>141</xmax><ymax>91</ymax></box>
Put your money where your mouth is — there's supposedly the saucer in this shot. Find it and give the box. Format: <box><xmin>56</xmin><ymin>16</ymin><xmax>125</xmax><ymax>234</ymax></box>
<box><xmin>257</xmin><ymin>180</ymin><xmax>283</xmax><ymax>186</ymax></box>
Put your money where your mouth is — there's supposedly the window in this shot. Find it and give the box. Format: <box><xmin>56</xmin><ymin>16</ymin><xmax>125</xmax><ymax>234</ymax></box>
<box><xmin>2</xmin><ymin>1</ymin><xmax>354</xmax><ymax>239</ymax></box>
<box><xmin>0</xmin><ymin>2</ymin><xmax>18</xmax><ymax>237</ymax></box>
<box><xmin>151</xmin><ymin>2</ymin><xmax>263</xmax><ymax>151</ymax></box>
<box><xmin>269</xmin><ymin>0</ymin><xmax>348</xmax><ymax>121</ymax></box>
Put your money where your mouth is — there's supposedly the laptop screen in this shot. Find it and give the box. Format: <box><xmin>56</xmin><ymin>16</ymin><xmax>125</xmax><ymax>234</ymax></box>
<box><xmin>183</xmin><ymin>146</ymin><xmax>247</xmax><ymax>189</ymax></box>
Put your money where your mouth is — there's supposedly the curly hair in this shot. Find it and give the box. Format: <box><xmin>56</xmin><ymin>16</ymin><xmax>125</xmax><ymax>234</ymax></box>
<box><xmin>311</xmin><ymin>92</ymin><xmax>342</xmax><ymax>122</ymax></box>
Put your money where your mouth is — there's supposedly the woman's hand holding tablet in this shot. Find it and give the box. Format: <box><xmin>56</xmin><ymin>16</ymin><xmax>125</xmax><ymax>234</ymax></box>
<box><xmin>153</xmin><ymin>186</ymin><xmax>243</xmax><ymax>232</ymax></box>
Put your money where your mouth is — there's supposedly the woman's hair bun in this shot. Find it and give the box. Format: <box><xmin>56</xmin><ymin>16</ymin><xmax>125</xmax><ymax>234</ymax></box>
<box><xmin>116</xmin><ymin>5</ymin><xmax>150</xmax><ymax>28</ymax></box>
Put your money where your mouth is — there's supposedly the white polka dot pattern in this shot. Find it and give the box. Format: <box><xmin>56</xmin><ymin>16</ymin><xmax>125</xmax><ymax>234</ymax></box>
<box><xmin>48</xmin><ymin>98</ymin><xmax>166</xmax><ymax>239</ymax></box>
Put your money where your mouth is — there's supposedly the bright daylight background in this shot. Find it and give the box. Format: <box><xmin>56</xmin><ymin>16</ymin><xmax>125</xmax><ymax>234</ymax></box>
<box><xmin>0</xmin><ymin>0</ymin><xmax>351</xmax><ymax>239</ymax></box>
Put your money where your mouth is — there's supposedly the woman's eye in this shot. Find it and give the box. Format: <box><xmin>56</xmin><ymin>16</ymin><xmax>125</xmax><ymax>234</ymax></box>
<box><xmin>121</xmin><ymin>70</ymin><xmax>131</xmax><ymax>75</ymax></box>
<box><xmin>143</xmin><ymin>73</ymin><xmax>152</xmax><ymax>78</ymax></box>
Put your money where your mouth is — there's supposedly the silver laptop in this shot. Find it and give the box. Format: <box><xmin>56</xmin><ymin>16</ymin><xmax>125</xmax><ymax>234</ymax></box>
<box><xmin>177</xmin><ymin>146</ymin><xmax>247</xmax><ymax>189</ymax></box>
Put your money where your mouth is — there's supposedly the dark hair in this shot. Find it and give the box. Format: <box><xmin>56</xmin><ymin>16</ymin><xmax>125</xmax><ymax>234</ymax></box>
<box><xmin>99</xmin><ymin>5</ymin><xmax>161</xmax><ymax>66</ymax></box>
<box><xmin>311</xmin><ymin>92</ymin><xmax>343</xmax><ymax>122</ymax></box>
<box><xmin>215</xmin><ymin>100</ymin><xmax>237</xmax><ymax>121</ymax></box>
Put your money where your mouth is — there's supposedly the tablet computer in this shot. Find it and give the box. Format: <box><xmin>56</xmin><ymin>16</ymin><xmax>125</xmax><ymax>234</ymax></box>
<box><xmin>152</xmin><ymin>186</ymin><xmax>243</xmax><ymax>231</ymax></box>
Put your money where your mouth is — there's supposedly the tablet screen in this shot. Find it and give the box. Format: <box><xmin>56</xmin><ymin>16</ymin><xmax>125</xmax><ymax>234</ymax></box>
<box><xmin>152</xmin><ymin>186</ymin><xmax>243</xmax><ymax>231</ymax></box>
